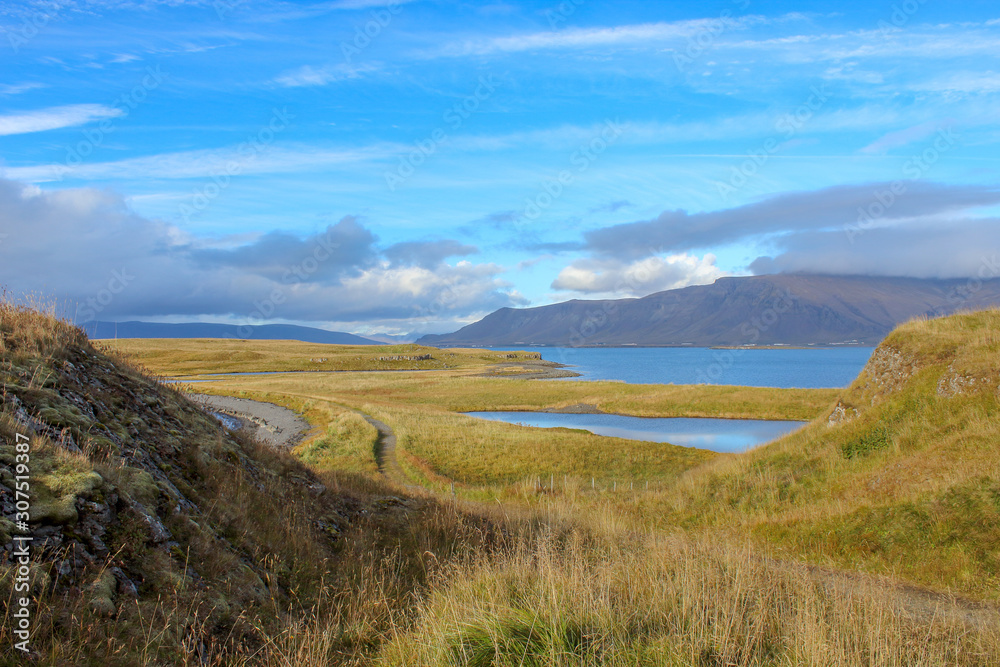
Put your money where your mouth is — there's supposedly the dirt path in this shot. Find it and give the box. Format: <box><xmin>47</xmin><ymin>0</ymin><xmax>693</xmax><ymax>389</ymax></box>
<box><xmin>190</xmin><ymin>393</ymin><xmax>311</xmax><ymax>449</ymax></box>
<box><xmin>357</xmin><ymin>412</ymin><xmax>410</xmax><ymax>484</ymax></box>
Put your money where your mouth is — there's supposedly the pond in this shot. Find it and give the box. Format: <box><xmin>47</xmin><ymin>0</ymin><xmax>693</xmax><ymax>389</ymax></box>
<box><xmin>464</xmin><ymin>411</ymin><xmax>807</xmax><ymax>453</ymax></box>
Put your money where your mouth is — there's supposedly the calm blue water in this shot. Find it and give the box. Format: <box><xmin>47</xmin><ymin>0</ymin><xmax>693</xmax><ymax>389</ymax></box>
<box><xmin>466</xmin><ymin>411</ymin><xmax>807</xmax><ymax>453</ymax></box>
<box><xmin>489</xmin><ymin>346</ymin><xmax>874</xmax><ymax>388</ymax></box>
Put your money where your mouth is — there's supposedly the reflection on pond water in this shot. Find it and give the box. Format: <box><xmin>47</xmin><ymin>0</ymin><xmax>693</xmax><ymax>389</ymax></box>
<box><xmin>464</xmin><ymin>411</ymin><xmax>807</xmax><ymax>453</ymax></box>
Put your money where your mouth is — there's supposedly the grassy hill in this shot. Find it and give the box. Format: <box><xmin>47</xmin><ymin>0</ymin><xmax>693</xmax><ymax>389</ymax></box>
<box><xmin>639</xmin><ymin>309</ymin><xmax>1000</xmax><ymax>598</ymax></box>
<box><xmin>0</xmin><ymin>301</ymin><xmax>497</xmax><ymax>664</ymax></box>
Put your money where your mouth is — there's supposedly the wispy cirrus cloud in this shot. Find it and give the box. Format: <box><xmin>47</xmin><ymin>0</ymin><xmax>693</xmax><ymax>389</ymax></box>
<box><xmin>0</xmin><ymin>82</ymin><xmax>48</xmax><ymax>96</ymax></box>
<box><xmin>273</xmin><ymin>63</ymin><xmax>374</xmax><ymax>87</ymax></box>
<box><xmin>0</xmin><ymin>104</ymin><xmax>123</xmax><ymax>136</ymax></box>
<box><xmin>432</xmin><ymin>16</ymin><xmax>770</xmax><ymax>57</ymax></box>
<box><xmin>2</xmin><ymin>143</ymin><xmax>397</xmax><ymax>183</ymax></box>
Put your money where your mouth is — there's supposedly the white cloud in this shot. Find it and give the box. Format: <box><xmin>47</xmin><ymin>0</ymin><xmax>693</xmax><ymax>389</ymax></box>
<box><xmin>2</xmin><ymin>143</ymin><xmax>396</xmax><ymax>183</ymax></box>
<box><xmin>552</xmin><ymin>253</ymin><xmax>725</xmax><ymax>297</ymax></box>
<box><xmin>860</xmin><ymin>119</ymin><xmax>951</xmax><ymax>154</ymax></box>
<box><xmin>273</xmin><ymin>63</ymin><xmax>373</xmax><ymax>87</ymax></box>
<box><xmin>0</xmin><ymin>104</ymin><xmax>123</xmax><ymax>136</ymax></box>
<box><xmin>435</xmin><ymin>16</ymin><xmax>767</xmax><ymax>57</ymax></box>
<box><xmin>909</xmin><ymin>71</ymin><xmax>1000</xmax><ymax>95</ymax></box>
<box><xmin>0</xmin><ymin>82</ymin><xmax>48</xmax><ymax>96</ymax></box>
<box><xmin>0</xmin><ymin>176</ymin><xmax>523</xmax><ymax>326</ymax></box>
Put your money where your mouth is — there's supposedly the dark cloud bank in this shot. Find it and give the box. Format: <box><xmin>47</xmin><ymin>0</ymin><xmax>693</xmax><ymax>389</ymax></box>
<box><xmin>0</xmin><ymin>178</ymin><xmax>523</xmax><ymax>330</ymax></box>
<box><xmin>2</xmin><ymin>177</ymin><xmax>998</xmax><ymax>328</ymax></box>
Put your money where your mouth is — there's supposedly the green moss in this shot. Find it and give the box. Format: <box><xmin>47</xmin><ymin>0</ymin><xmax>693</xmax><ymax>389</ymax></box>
<box><xmin>31</xmin><ymin>456</ymin><xmax>103</xmax><ymax>526</ymax></box>
<box><xmin>0</xmin><ymin>516</ymin><xmax>16</xmax><ymax>544</ymax></box>
<box><xmin>88</xmin><ymin>570</ymin><xmax>117</xmax><ymax>617</ymax></box>
<box><xmin>841</xmin><ymin>424</ymin><xmax>892</xmax><ymax>459</ymax></box>
<box><xmin>117</xmin><ymin>468</ymin><xmax>160</xmax><ymax>505</ymax></box>
<box><xmin>37</xmin><ymin>405</ymin><xmax>89</xmax><ymax>430</ymax></box>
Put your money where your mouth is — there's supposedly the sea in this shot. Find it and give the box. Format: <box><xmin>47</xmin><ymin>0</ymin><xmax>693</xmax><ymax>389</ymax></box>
<box><xmin>485</xmin><ymin>346</ymin><xmax>875</xmax><ymax>389</ymax></box>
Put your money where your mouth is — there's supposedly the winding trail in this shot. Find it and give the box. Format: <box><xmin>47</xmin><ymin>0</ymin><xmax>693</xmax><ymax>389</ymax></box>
<box><xmin>357</xmin><ymin>412</ymin><xmax>410</xmax><ymax>485</ymax></box>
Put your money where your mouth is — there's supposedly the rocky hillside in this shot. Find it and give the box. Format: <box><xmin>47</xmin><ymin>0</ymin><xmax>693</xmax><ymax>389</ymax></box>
<box><xmin>418</xmin><ymin>274</ymin><xmax>1000</xmax><ymax>347</ymax></box>
<box><xmin>0</xmin><ymin>303</ymin><xmax>484</xmax><ymax>664</ymax></box>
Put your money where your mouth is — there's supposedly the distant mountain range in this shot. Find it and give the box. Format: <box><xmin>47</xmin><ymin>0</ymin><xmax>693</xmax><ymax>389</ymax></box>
<box><xmin>417</xmin><ymin>275</ymin><xmax>1000</xmax><ymax>348</ymax></box>
<box><xmin>83</xmin><ymin>321</ymin><xmax>383</xmax><ymax>346</ymax></box>
<box><xmin>361</xmin><ymin>333</ymin><xmax>422</xmax><ymax>345</ymax></box>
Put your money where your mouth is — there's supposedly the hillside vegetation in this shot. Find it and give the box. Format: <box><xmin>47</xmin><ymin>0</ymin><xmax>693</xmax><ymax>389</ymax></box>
<box><xmin>0</xmin><ymin>301</ymin><xmax>500</xmax><ymax>664</ymax></box>
<box><xmin>636</xmin><ymin>309</ymin><xmax>1000</xmax><ymax>598</ymax></box>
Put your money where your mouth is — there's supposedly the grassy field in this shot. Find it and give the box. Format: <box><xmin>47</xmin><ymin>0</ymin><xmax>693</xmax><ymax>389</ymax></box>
<box><xmin>620</xmin><ymin>310</ymin><xmax>1000</xmax><ymax>599</ymax></box>
<box><xmin>99</xmin><ymin>338</ymin><xmax>548</xmax><ymax>376</ymax></box>
<box><xmin>187</xmin><ymin>370</ymin><xmax>835</xmax><ymax>420</ymax></box>
<box><xmin>121</xmin><ymin>338</ymin><xmax>837</xmax><ymax>494</ymax></box>
<box><xmin>137</xmin><ymin>312</ymin><xmax>1000</xmax><ymax>603</ymax></box>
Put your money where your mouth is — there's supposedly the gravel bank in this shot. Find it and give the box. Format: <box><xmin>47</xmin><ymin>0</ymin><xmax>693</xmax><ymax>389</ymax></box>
<box><xmin>189</xmin><ymin>393</ymin><xmax>311</xmax><ymax>449</ymax></box>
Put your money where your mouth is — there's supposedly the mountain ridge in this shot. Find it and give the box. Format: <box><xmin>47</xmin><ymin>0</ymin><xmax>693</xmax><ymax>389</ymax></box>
<box><xmin>417</xmin><ymin>274</ymin><xmax>1000</xmax><ymax>347</ymax></box>
<box><xmin>82</xmin><ymin>320</ymin><xmax>383</xmax><ymax>345</ymax></box>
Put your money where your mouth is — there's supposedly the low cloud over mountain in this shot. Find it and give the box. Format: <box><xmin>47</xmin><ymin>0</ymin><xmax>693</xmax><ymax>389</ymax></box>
<box><xmin>0</xmin><ymin>177</ymin><xmax>525</xmax><ymax>331</ymax></box>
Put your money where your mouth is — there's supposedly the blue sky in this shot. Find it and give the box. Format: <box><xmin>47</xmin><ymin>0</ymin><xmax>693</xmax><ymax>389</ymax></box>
<box><xmin>2</xmin><ymin>0</ymin><xmax>999</xmax><ymax>335</ymax></box>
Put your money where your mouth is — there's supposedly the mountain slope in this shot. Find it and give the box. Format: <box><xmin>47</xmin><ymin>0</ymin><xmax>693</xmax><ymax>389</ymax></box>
<box><xmin>418</xmin><ymin>274</ymin><xmax>1000</xmax><ymax>347</ymax></box>
<box><xmin>83</xmin><ymin>320</ymin><xmax>382</xmax><ymax>345</ymax></box>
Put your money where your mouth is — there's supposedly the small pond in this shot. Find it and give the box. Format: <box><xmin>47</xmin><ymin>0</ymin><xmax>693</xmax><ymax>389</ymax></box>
<box><xmin>464</xmin><ymin>411</ymin><xmax>807</xmax><ymax>453</ymax></box>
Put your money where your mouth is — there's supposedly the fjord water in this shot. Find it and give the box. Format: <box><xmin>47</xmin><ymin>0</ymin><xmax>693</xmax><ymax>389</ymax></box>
<box><xmin>495</xmin><ymin>346</ymin><xmax>876</xmax><ymax>388</ymax></box>
<box><xmin>466</xmin><ymin>412</ymin><xmax>807</xmax><ymax>453</ymax></box>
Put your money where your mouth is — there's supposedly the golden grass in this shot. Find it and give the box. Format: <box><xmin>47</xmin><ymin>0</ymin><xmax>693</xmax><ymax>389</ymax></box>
<box><xmin>97</xmin><ymin>338</ymin><xmax>544</xmax><ymax>376</ymax></box>
<box><xmin>183</xmin><ymin>370</ymin><xmax>835</xmax><ymax>421</ymax></box>
<box><xmin>379</xmin><ymin>529</ymin><xmax>1000</xmax><ymax>666</ymax></box>
<box><xmin>620</xmin><ymin>309</ymin><xmax>1000</xmax><ymax>599</ymax></box>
